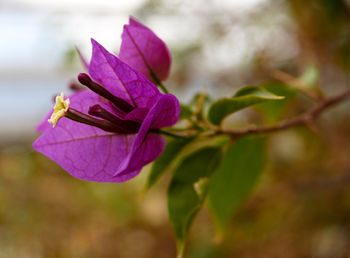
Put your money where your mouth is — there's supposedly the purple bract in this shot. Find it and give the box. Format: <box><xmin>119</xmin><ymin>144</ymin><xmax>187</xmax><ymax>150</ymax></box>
<box><xmin>119</xmin><ymin>17</ymin><xmax>171</xmax><ymax>83</ymax></box>
<box><xmin>33</xmin><ymin>35</ymin><xmax>179</xmax><ymax>183</ymax></box>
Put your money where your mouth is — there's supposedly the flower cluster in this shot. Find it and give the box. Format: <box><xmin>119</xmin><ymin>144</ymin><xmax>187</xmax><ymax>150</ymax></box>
<box><xmin>33</xmin><ymin>18</ymin><xmax>180</xmax><ymax>183</ymax></box>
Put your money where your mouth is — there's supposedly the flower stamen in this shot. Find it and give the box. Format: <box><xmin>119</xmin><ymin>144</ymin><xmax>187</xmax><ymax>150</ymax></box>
<box><xmin>78</xmin><ymin>73</ymin><xmax>135</xmax><ymax>113</ymax></box>
<box><xmin>89</xmin><ymin>104</ymin><xmax>140</xmax><ymax>134</ymax></box>
<box><xmin>48</xmin><ymin>92</ymin><xmax>70</xmax><ymax>127</ymax></box>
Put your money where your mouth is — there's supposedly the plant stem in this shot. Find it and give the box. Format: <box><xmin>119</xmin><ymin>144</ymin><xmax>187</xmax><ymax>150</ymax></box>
<box><xmin>152</xmin><ymin>129</ymin><xmax>192</xmax><ymax>139</ymax></box>
<box><xmin>157</xmin><ymin>81</ymin><xmax>169</xmax><ymax>94</ymax></box>
<box><xmin>271</xmin><ymin>69</ymin><xmax>325</xmax><ymax>102</ymax></box>
<box><xmin>218</xmin><ymin>89</ymin><xmax>350</xmax><ymax>138</ymax></box>
<box><xmin>151</xmin><ymin>72</ymin><xmax>169</xmax><ymax>93</ymax></box>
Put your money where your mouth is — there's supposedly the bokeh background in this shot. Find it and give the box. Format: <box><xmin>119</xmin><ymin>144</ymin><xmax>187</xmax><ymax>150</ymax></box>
<box><xmin>1</xmin><ymin>0</ymin><xmax>350</xmax><ymax>257</ymax></box>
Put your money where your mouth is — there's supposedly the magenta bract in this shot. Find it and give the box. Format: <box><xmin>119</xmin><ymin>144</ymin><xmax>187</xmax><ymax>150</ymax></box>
<box><xmin>33</xmin><ymin>39</ymin><xmax>179</xmax><ymax>183</ymax></box>
<box><xmin>119</xmin><ymin>17</ymin><xmax>171</xmax><ymax>83</ymax></box>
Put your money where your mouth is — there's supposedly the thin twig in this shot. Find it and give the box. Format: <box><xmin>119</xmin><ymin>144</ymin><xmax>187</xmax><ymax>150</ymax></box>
<box><xmin>151</xmin><ymin>72</ymin><xmax>169</xmax><ymax>94</ymax></box>
<box><xmin>152</xmin><ymin>129</ymin><xmax>192</xmax><ymax>139</ymax></box>
<box><xmin>218</xmin><ymin>89</ymin><xmax>350</xmax><ymax>138</ymax></box>
<box><xmin>157</xmin><ymin>81</ymin><xmax>169</xmax><ymax>94</ymax></box>
<box><xmin>271</xmin><ymin>70</ymin><xmax>325</xmax><ymax>102</ymax></box>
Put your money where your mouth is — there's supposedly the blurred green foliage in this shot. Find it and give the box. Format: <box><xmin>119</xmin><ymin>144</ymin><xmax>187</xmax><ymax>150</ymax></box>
<box><xmin>168</xmin><ymin>147</ymin><xmax>222</xmax><ymax>255</ymax></box>
<box><xmin>209</xmin><ymin>136</ymin><xmax>266</xmax><ymax>233</ymax></box>
<box><xmin>208</xmin><ymin>85</ymin><xmax>285</xmax><ymax>125</ymax></box>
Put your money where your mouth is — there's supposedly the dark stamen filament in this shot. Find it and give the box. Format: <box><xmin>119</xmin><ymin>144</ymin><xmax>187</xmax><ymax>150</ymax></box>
<box><xmin>89</xmin><ymin>104</ymin><xmax>140</xmax><ymax>134</ymax></box>
<box><xmin>78</xmin><ymin>73</ymin><xmax>135</xmax><ymax>113</ymax></box>
<box><xmin>65</xmin><ymin>108</ymin><xmax>135</xmax><ymax>134</ymax></box>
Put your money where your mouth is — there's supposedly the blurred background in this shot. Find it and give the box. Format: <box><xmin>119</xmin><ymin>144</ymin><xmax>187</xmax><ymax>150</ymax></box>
<box><xmin>1</xmin><ymin>0</ymin><xmax>350</xmax><ymax>257</ymax></box>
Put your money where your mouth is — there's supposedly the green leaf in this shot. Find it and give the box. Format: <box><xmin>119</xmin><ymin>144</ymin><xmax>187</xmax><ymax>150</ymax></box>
<box><xmin>146</xmin><ymin>135</ymin><xmax>229</xmax><ymax>193</ymax></box>
<box><xmin>168</xmin><ymin>147</ymin><xmax>223</xmax><ymax>256</ymax></box>
<box><xmin>145</xmin><ymin>137</ymin><xmax>194</xmax><ymax>190</ymax></box>
<box><xmin>190</xmin><ymin>92</ymin><xmax>211</xmax><ymax>107</ymax></box>
<box><xmin>208</xmin><ymin>136</ymin><xmax>266</xmax><ymax>233</ymax></box>
<box><xmin>208</xmin><ymin>86</ymin><xmax>284</xmax><ymax>125</ymax></box>
<box><xmin>191</xmin><ymin>92</ymin><xmax>211</xmax><ymax>123</ymax></box>
<box><xmin>193</xmin><ymin>177</ymin><xmax>210</xmax><ymax>201</ymax></box>
<box><xmin>297</xmin><ymin>66</ymin><xmax>324</xmax><ymax>99</ymax></box>
<box><xmin>299</xmin><ymin>65</ymin><xmax>319</xmax><ymax>89</ymax></box>
<box><xmin>256</xmin><ymin>81</ymin><xmax>298</xmax><ymax>124</ymax></box>
<box><xmin>179</xmin><ymin>104</ymin><xmax>193</xmax><ymax>120</ymax></box>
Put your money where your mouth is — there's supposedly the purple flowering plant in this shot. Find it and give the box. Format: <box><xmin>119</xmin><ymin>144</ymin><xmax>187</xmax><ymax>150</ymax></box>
<box><xmin>32</xmin><ymin>17</ymin><xmax>350</xmax><ymax>257</ymax></box>
<box><xmin>33</xmin><ymin>18</ymin><xmax>179</xmax><ymax>183</ymax></box>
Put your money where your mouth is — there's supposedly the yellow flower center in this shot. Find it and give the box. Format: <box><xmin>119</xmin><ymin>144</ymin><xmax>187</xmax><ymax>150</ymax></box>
<box><xmin>48</xmin><ymin>92</ymin><xmax>70</xmax><ymax>128</ymax></box>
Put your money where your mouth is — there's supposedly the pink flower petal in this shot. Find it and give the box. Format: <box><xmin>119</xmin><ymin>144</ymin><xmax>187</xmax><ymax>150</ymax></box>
<box><xmin>115</xmin><ymin>94</ymin><xmax>179</xmax><ymax>175</ymax></box>
<box><xmin>89</xmin><ymin>38</ymin><xmax>161</xmax><ymax>109</ymax></box>
<box><xmin>119</xmin><ymin>17</ymin><xmax>171</xmax><ymax>83</ymax></box>
<box><xmin>33</xmin><ymin>90</ymin><xmax>140</xmax><ymax>182</ymax></box>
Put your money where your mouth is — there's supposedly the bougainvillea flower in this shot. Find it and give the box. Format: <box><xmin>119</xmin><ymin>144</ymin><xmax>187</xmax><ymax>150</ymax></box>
<box><xmin>33</xmin><ymin>39</ymin><xmax>180</xmax><ymax>183</ymax></box>
<box><xmin>119</xmin><ymin>17</ymin><xmax>171</xmax><ymax>83</ymax></box>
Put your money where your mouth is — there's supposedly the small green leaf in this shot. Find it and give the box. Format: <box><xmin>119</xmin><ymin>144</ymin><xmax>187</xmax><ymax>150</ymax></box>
<box><xmin>256</xmin><ymin>81</ymin><xmax>298</xmax><ymax>124</ymax></box>
<box><xmin>191</xmin><ymin>92</ymin><xmax>211</xmax><ymax>122</ymax></box>
<box><xmin>168</xmin><ymin>147</ymin><xmax>223</xmax><ymax>255</ymax></box>
<box><xmin>208</xmin><ymin>136</ymin><xmax>266</xmax><ymax>233</ymax></box>
<box><xmin>145</xmin><ymin>137</ymin><xmax>194</xmax><ymax>190</ymax></box>
<box><xmin>208</xmin><ymin>86</ymin><xmax>284</xmax><ymax>125</ymax></box>
<box><xmin>146</xmin><ymin>135</ymin><xmax>229</xmax><ymax>193</ymax></box>
<box><xmin>297</xmin><ymin>66</ymin><xmax>324</xmax><ymax>99</ymax></box>
<box><xmin>179</xmin><ymin>104</ymin><xmax>193</xmax><ymax>120</ymax></box>
<box><xmin>299</xmin><ymin>65</ymin><xmax>319</xmax><ymax>90</ymax></box>
<box><xmin>179</xmin><ymin>103</ymin><xmax>205</xmax><ymax>131</ymax></box>
<box><xmin>190</xmin><ymin>92</ymin><xmax>211</xmax><ymax>107</ymax></box>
